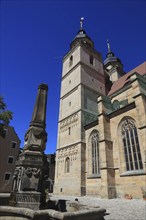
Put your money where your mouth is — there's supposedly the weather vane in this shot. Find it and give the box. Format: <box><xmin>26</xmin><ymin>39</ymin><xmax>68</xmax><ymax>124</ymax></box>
<box><xmin>80</xmin><ymin>17</ymin><xmax>84</xmax><ymax>30</ymax></box>
<box><xmin>107</xmin><ymin>39</ymin><xmax>111</xmax><ymax>53</ymax></box>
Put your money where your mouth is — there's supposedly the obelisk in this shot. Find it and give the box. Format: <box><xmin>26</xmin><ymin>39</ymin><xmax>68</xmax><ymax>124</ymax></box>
<box><xmin>10</xmin><ymin>83</ymin><xmax>48</xmax><ymax>209</ymax></box>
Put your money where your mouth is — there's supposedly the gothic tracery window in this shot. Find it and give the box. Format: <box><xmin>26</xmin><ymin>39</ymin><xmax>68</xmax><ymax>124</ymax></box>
<box><xmin>121</xmin><ymin>119</ymin><xmax>143</xmax><ymax>171</ymax></box>
<box><xmin>91</xmin><ymin>132</ymin><xmax>100</xmax><ymax>174</ymax></box>
<box><xmin>65</xmin><ymin>157</ymin><xmax>70</xmax><ymax>173</ymax></box>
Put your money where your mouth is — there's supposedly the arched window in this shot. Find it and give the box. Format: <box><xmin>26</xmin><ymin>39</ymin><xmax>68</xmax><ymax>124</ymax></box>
<box><xmin>121</xmin><ymin>119</ymin><xmax>143</xmax><ymax>171</ymax></box>
<box><xmin>65</xmin><ymin>157</ymin><xmax>70</xmax><ymax>173</ymax></box>
<box><xmin>91</xmin><ymin>133</ymin><xmax>100</xmax><ymax>174</ymax></box>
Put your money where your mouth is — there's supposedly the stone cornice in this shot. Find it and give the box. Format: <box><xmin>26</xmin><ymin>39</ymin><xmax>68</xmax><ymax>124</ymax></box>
<box><xmin>60</xmin><ymin>86</ymin><xmax>78</xmax><ymax>100</ymax></box>
<box><xmin>100</xmin><ymin>167</ymin><xmax>118</xmax><ymax>170</ymax></box>
<box><xmin>87</xmin><ymin>174</ymin><xmax>101</xmax><ymax>179</ymax></box>
<box><xmin>99</xmin><ymin>139</ymin><xmax>112</xmax><ymax>144</ymax></box>
<box><xmin>109</xmin><ymin>84</ymin><xmax>131</xmax><ymax>98</ymax></box>
<box><xmin>84</xmin><ymin>119</ymin><xmax>98</xmax><ymax>130</ymax></box>
<box><xmin>120</xmin><ymin>170</ymin><xmax>146</xmax><ymax>177</ymax></box>
<box><xmin>57</xmin><ymin>141</ymin><xmax>85</xmax><ymax>151</ymax></box>
<box><xmin>62</xmin><ymin>61</ymin><xmax>104</xmax><ymax>81</ymax></box>
<box><xmin>132</xmin><ymin>92</ymin><xmax>146</xmax><ymax>99</ymax></box>
<box><xmin>63</xmin><ymin>41</ymin><xmax>102</xmax><ymax>62</ymax></box>
<box><xmin>60</xmin><ymin>82</ymin><xmax>104</xmax><ymax>101</ymax></box>
<box><xmin>62</xmin><ymin>62</ymin><xmax>80</xmax><ymax>80</ymax></box>
<box><xmin>138</xmin><ymin>125</ymin><xmax>146</xmax><ymax>130</ymax></box>
<box><xmin>109</xmin><ymin>72</ymin><xmax>146</xmax><ymax>98</ymax></box>
<box><xmin>59</xmin><ymin>110</ymin><xmax>81</xmax><ymax>123</ymax></box>
<box><xmin>108</xmin><ymin>102</ymin><xmax>136</xmax><ymax>119</ymax></box>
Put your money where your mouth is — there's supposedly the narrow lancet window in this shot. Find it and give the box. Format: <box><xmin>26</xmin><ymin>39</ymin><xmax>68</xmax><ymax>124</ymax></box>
<box><xmin>65</xmin><ymin>157</ymin><xmax>70</xmax><ymax>173</ymax></box>
<box><xmin>92</xmin><ymin>132</ymin><xmax>100</xmax><ymax>174</ymax></box>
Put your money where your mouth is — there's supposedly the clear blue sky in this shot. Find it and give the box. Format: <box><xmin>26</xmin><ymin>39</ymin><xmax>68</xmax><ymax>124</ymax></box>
<box><xmin>1</xmin><ymin>0</ymin><xmax>146</xmax><ymax>154</ymax></box>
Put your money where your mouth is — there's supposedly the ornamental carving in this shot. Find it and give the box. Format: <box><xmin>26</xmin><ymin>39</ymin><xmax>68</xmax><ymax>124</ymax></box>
<box><xmin>122</xmin><ymin>119</ymin><xmax>136</xmax><ymax>132</ymax></box>
<box><xmin>25</xmin><ymin>167</ymin><xmax>40</xmax><ymax>178</ymax></box>
<box><xmin>13</xmin><ymin>167</ymin><xmax>23</xmax><ymax>179</ymax></box>
<box><xmin>15</xmin><ymin>194</ymin><xmax>40</xmax><ymax>203</ymax></box>
<box><xmin>60</xmin><ymin>113</ymin><xmax>78</xmax><ymax>132</ymax></box>
<box><xmin>57</xmin><ymin>145</ymin><xmax>78</xmax><ymax>162</ymax></box>
<box><xmin>13</xmin><ymin>167</ymin><xmax>24</xmax><ymax>191</ymax></box>
<box><xmin>24</xmin><ymin>126</ymin><xmax>47</xmax><ymax>152</ymax></box>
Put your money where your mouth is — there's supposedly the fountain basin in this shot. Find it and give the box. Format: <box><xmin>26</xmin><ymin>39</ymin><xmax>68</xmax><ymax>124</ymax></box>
<box><xmin>0</xmin><ymin>204</ymin><xmax>106</xmax><ymax>220</ymax></box>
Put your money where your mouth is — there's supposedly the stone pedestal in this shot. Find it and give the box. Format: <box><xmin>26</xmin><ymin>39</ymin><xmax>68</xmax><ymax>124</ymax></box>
<box><xmin>10</xmin><ymin>151</ymin><xmax>46</xmax><ymax>209</ymax></box>
<box><xmin>9</xmin><ymin>191</ymin><xmax>43</xmax><ymax>210</ymax></box>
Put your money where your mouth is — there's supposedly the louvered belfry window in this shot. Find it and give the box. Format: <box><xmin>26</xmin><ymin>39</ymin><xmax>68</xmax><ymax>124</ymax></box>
<box><xmin>121</xmin><ymin>119</ymin><xmax>143</xmax><ymax>171</ymax></box>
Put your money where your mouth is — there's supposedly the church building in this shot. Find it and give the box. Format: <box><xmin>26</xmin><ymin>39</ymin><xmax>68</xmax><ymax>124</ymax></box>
<box><xmin>54</xmin><ymin>19</ymin><xmax>146</xmax><ymax>199</ymax></box>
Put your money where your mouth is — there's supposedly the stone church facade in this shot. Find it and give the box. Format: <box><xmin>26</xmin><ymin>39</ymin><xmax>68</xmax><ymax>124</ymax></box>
<box><xmin>54</xmin><ymin>23</ymin><xmax>146</xmax><ymax>199</ymax></box>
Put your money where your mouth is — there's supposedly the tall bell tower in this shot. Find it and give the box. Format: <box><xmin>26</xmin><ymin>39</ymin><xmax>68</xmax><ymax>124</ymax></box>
<box><xmin>54</xmin><ymin>19</ymin><xmax>106</xmax><ymax>196</ymax></box>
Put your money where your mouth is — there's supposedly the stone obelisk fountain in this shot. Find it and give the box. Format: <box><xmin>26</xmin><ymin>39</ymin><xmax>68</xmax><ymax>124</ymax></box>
<box><xmin>1</xmin><ymin>83</ymin><xmax>107</xmax><ymax>220</ymax></box>
<box><xmin>10</xmin><ymin>83</ymin><xmax>48</xmax><ymax>209</ymax></box>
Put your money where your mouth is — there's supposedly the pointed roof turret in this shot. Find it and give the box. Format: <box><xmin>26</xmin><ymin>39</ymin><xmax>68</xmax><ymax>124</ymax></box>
<box><xmin>104</xmin><ymin>39</ymin><xmax>121</xmax><ymax>65</ymax></box>
<box><xmin>104</xmin><ymin>39</ymin><xmax>122</xmax><ymax>65</ymax></box>
<box><xmin>104</xmin><ymin>39</ymin><xmax>124</xmax><ymax>83</ymax></box>
<box><xmin>70</xmin><ymin>18</ymin><xmax>94</xmax><ymax>49</ymax></box>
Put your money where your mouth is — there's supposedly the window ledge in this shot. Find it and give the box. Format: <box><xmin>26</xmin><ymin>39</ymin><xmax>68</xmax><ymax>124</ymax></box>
<box><xmin>120</xmin><ymin>170</ymin><xmax>146</xmax><ymax>177</ymax></box>
<box><xmin>87</xmin><ymin>174</ymin><xmax>101</xmax><ymax>179</ymax></box>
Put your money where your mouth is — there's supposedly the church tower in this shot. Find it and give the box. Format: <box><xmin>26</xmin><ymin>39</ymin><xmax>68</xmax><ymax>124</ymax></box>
<box><xmin>54</xmin><ymin>19</ymin><xmax>106</xmax><ymax>196</ymax></box>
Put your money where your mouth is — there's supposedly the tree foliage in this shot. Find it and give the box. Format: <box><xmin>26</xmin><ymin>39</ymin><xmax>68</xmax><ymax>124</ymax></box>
<box><xmin>0</xmin><ymin>96</ymin><xmax>13</xmax><ymax>137</ymax></box>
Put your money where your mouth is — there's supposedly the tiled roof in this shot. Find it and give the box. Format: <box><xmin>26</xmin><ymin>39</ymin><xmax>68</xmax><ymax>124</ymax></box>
<box><xmin>108</xmin><ymin>61</ymin><xmax>146</xmax><ymax>96</ymax></box>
